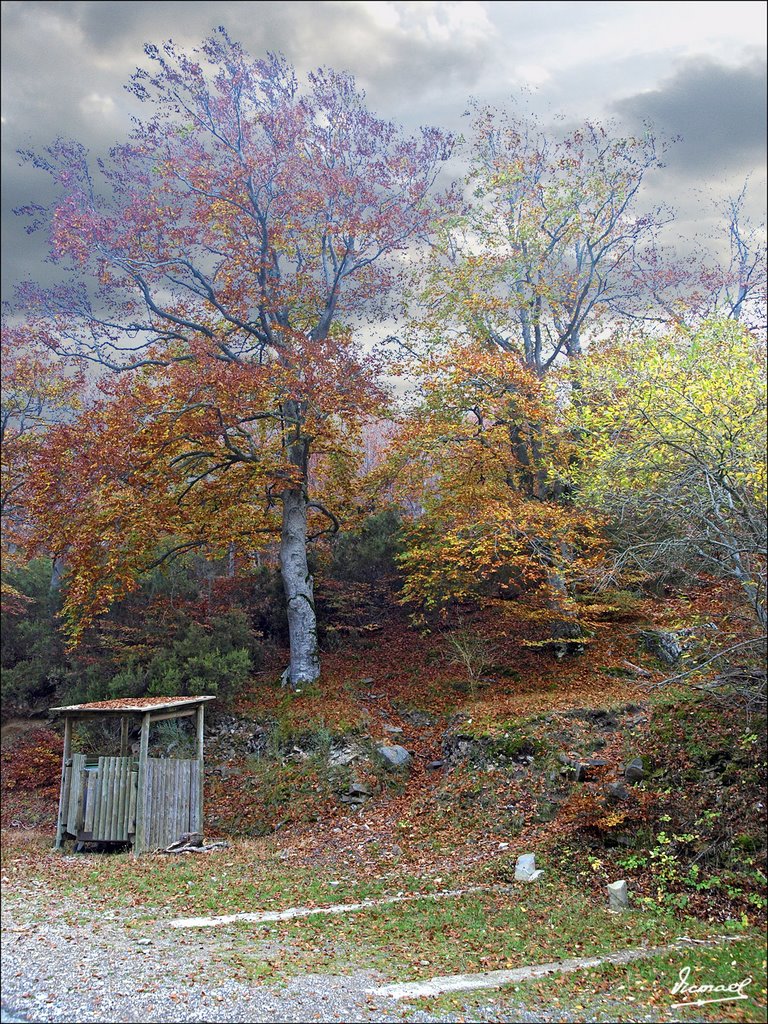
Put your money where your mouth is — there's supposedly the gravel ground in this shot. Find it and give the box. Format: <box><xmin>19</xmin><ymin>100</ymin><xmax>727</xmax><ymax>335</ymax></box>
<box><xmin>1</xmin><ymin>890</ymin><xmax>564</xmax><ymax>1024</ymax></box>
<box><xmin>1</xmin><ymin>887</ymin><xmax>711</xmax><ymax>1024</ymax></box>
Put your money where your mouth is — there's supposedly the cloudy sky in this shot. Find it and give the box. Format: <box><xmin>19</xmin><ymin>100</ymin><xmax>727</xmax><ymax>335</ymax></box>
<box><xmin>2</xmin><ymin>0</ymin><xmax>766</xmax><ymax>299</ymax></box>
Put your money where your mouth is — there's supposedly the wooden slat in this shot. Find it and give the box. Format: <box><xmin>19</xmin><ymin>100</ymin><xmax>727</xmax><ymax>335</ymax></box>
<box><xmin>148</xmin><ymin>708</ymin><xmax>197</xmax><ymax>724</ymax></box>
<box><xmin>55</xmin><ymin>718</ymin><xmax>73</xmax><ymax>848</ymax></box>
<box><xmin>128</xmin><ymin>769</ymin><xmax>137</xmax><ymax>835</ymax></box>
<box><xmin>134</xmin><ymin>713</ymin><xmax>150</xmax><ymax>855</ymax></box>
<box><xmin>75</xmin><ymin>769</ymin><xmax>87</xmax><ymax>834</ymax></box>
<box><xmin>67</xmin><ymin>753</ymin><xmax>87</xmax><ymax>835</ymax></box>
<box><xmin>110</xmin><ymin>758</ymin><xmax>122</xmax><ymax>839</ymax></box>
<box><xmin>180</xmin><ymin>759</ymin><xmax>191</xmax><ymax>834</ymax></box>
<box><xmin>84</xmin><ymin>764</ymin><xmax>96</xmax><ymax>833</ymax></box>
<box><xmin>100</xmin><ymin>757</ymin><xmax>112</xmax><ymax>840</ymax></box>
<box><xmin>116</xmin><ymin>758</ymin><xmax>128</xmax><ymax>840</ymax></box>
<box><xmin>172</xmin><ymin>759</ymin><xmax>182</xmax><ymax>842</ymax></box>
<box><xmin>189</xmin><ymin>760</ymin><xmax>199</xmax><ymax>833</ymax></box>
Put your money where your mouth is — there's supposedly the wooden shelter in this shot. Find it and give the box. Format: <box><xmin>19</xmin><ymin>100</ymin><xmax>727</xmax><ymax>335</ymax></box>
<box><xmin>51</xmin><ymin>696</ymin><xmax>215</xmax><ymax>854</ymax></box>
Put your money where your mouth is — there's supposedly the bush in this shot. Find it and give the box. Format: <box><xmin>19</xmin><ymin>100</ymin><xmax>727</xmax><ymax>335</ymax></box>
<box><xmin>1</xmin><ymin>558</ymin><xmax>65</xmax><ymax>717</ymax></box>
<box><xmin>327</xmin><ymin>510</ymin><xmax>403</xmax><ymax>584</ymax></box>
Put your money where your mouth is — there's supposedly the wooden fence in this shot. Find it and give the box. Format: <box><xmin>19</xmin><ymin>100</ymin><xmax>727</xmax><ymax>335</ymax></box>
<box><xmin>59</xmin><ymin>754</ymin><xmax>200</xmax><ymax>851</ymax></box>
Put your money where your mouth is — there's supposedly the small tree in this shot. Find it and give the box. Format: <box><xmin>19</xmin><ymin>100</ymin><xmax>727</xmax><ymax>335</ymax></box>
<box><xmin>382</xmin><ymin>339</ymin><xmax>602</xmax><ymax>620</ymax></box>
<box><xmin>574</xmin><ymin>319</ymin><xmax>767</xmax><ymax>628</ymax></box>
<box><xmin>13</xmin><ymin>30</ymin><xmax>452</xmax><ymax>684</ymax></box>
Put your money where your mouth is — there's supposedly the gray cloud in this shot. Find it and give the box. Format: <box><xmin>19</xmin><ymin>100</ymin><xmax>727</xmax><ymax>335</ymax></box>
<box><xmin>613</xmin><ymin>55</ymin><xmax>767</xmax><ymax>178</ymax></box>
<box><xmin>2</xmin><ymin>3</ymin><xmax>765</xmax><ymax>304</ymax></box>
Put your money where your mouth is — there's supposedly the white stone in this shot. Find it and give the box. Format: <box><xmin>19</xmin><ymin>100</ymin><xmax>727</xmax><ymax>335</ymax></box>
<box><xmin>607</xmin><ymin>879</ymin><xmax>629</xmax><ymax>911</ymax></box>
<box><xmin>514</xmin><ymin>853</ymin><xmax>537</xmax><ymax>881</ymax></box>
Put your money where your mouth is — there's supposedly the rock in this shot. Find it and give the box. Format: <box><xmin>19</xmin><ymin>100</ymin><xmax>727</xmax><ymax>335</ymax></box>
<box><xmin>624</xmin><ymin>757</ymin><xmax>645</xmax><ymax>783</ymax></box>
<box><xmin>426</xmin><ymin>760</ymin><xmax>445</xmax><ymax>770</ymax></box>
<box><xmin>328</xmin><ymin>743</ymin><xmax>358</xmax><ymax>767</ymax></box>
<box><xmin>348</xmin><ymin>782</ymin><xmax>372</xmax><ymax>798</ymax></box>
<box><xmin>587</xmin><ymin>758</ymin><xmax>608</xmax><ymax>768</ymax></box>
<box><xmin>383</xmin><ymin>724</ymin><xmax>404</xmax><ymax>735</ymax></box>
<box><xmin>400</xmin><ymin>708</ymin><xmax>436</xmax><ymax>727</ymax></box>
<box><xmin>377</xmin><ymin>744</ymin><xmax>412</xmax><ymax>770</ymax></box>
<box><xmin>514</xmin><ymin>853</ymin><xmax>540</xmax><ymax>881</ymax></box>
<box><xmin>607</xmin><ymin>879</ymin><xmax>629</xmax><ymax>911</ymax></box>
<box><xmin>605</xmin><ymin>781</ymin><xmax>631</xmax><ymax>801</ymax></box>
<box><xmin>639</xmin><ymin>629</ymin><xmax>682</xmax><ymax>664</ymax></box>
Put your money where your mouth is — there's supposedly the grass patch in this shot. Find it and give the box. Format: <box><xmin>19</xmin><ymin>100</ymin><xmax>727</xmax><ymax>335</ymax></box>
<box><xmin>414</xmin><ymin>935</ymin><xmax>767</xmax><ymax>1023</ymax></box>
<box><xmin>232</xmin><ymin>874</ymin><xmax>724</xmax><ymax>982</ymax></box>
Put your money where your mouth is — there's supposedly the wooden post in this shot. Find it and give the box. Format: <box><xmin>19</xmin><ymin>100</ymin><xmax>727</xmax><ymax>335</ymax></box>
<box><xmin>119</xmin><ymin>716</ymin><xmax>129</xmax><ymax>757</ymax></box>
<box><xmin>195</xmin><ymin>702</ymin><xmax>205</xmax><ymax>835</ymax></box>
<box><xmin>54</xmin><ymin>716</ymin><xmax>73</xmax><ymax>849</ymax></box>
<box><xmin>134</xmin><ymin>711</ymin><xmax>150</xmax><ymax>855</ymax></box>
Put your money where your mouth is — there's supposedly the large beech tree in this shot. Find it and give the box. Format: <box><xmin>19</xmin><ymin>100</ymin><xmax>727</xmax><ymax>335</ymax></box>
<box><xmin>13</xmin><ymin>30</ymin><xmax>452</xmax><ymax>685</ymax></box>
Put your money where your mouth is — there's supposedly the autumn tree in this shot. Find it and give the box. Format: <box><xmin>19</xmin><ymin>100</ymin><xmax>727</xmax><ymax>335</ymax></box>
<box><xmin>12</xmin><ymin>29</ymin><xmax>452</xmax><ymax>685</ymax></box>
<box><xmin>0</xmin><ymin>324</ymin><xmax>84</xmax><ymax>596</ymax></box>
<box><xmin>381</xmin><ymin>339</ymin><xmax>601</xmax><ymax>625</ymax></box>
<box><xmin>383</xmin><ymin>108</ymin><xmax>666</xmax><ymax>628</ymax></box>
<box><xmin>403</xmin><ymin>105</ymin><xmax>670</xmax><ymax>377</ymax></box>
<box><xmin>574</xmin><ymin>318</ymin><xmax>767</xmax><ymax>628</ymax></box>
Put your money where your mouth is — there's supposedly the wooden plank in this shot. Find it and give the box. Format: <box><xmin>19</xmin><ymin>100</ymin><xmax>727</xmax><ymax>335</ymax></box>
<box><xmin>119</xmin><ymin>717</ymin><xmax>129</xmax><ymax>756</ymax></box>
<box><xmin>115</xmin><ymin>757</ymin><xmax>127</xmax><ymax>839</ymax></box>
<box><xmin>106</xmin><ymin>758</ymin><xmax>117</xmax><ymax>840</ymax></box>
<box><xmin>84</xmin><ymin>763</ymin><xmax>97</xmax><ymax>834</ymax></box>
<box><xmin>116</xmin><ymin>757</ymin><xmax>129</xmax><ymax>841</ymax></box>
<box><xmin>55</xmin><ymin>718</ymin><xmax>73</xmax><ymax>848</ymax></box>
<box><xmin>75</xmin><ymin>769</ymin><xmax>87</xmax><ymax>835</ymax></box>
<box><xmin>113</xmin><ymin>758</ymin><xmax>124</xmax><ymax>841</ymax></box>
<box><xmin>93</xmin><ymin>758</ymin><xmax>104</xmax><ymax>841</ymax></box>
<box><xmin>168</xmin><ymin>759</ymin><xmax>176</xmax><ymax>846</ymax></box>
<box><xmin>162</xmin><ymin>759</ymin><xmax>172</xmax><ymax>847</ymax></box>
<box><xmin>148</xmin><ymin>709</ymin><xmax>197</xmax><ymax>724</ymax></box>
<box><xmin>67</xmin><ymin>753</ymin><xmax>87</xmax><ymax>835</ymax></box>
<box><xmin>189</xmin><ymin>761</ymin><xmax>199</xmax><ymax>833</ymax></box>
<box><xmin>144</xmin><ymin>758</ymin><xmax>154</xmax><ymax>851</ymax></box>
<box><xmin>173</xmin><ymin>759</ymin><xmax>183</xmax><ymax>843</ymax></box>
<box><xmin>103</xmin><ymin>758</ymin><xmax>114</xmax><ymax>841</ymax></box>
<box><xmin>150</xmin><ymin>757</ymin><xmax>164</xmax><ymax>852</ymax></box>
<box><xmin>134</xmin><ymin>713</ymin><xmax>151</xmax><ymax>855</ymax></box>
<box><xmin>196</xmin><ymin>703</ymin><xmax>205</xmax><ymax>836</ymax></box>
<box><xmin>180</xmin><ymin>759</ymin><xmax>191</xmax><ymax>834</ymax></box>
<box><xmin>128</xmin><ymin>769</ymin><xmax>137</xmax><ymax>836</ymax></box>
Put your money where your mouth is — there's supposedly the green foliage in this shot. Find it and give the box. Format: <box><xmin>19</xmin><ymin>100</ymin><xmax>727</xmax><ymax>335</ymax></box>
<box><xmin>84</xmin><ymin>611</ymin><xmax>255</xmax><ymax>702</ymax></box>
<box><xmin>0</xmin><ymin>558</ymin><xmax>64</xmax><ymax>716</ymax></box>
<box><xmin>327</xmin><ymin>509</ymin><xmax>403</xmax><ymax>584</ymax></box>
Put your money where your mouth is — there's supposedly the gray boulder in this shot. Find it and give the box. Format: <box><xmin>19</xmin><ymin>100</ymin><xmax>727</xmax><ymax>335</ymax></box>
<box><xmin>377</xmin><ymin>744</ymin><xmax>412</xmax><ymax>770</ymax></box>
<box><xmin>605</xmin><ymin>781</ymin><xmax>631</xmax><ymax>801</ymax></box>
<box><xmin>624</xmin><ymin>757</ymin><xmax>645</xmax><ymax>783</ymax></box>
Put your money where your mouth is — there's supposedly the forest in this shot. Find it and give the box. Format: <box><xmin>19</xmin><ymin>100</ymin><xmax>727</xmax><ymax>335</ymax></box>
<box><xmin>1</xmin><ymin>26</ymin><xmax>766</xmax><ymax>1024</ymax></box>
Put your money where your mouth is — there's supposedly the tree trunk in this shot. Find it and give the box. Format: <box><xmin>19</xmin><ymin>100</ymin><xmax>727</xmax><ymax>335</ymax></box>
<box><xmin>279</xmin><ymin>484</ymin><xmax>320</xmax><ymax>687</ymax></box>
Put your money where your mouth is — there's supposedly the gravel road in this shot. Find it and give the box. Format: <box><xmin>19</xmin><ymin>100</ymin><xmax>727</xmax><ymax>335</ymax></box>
<box><xmin>2</xmin><ymin>888</ymin><xmax>561</xmax><ymax>1024</ymax></box>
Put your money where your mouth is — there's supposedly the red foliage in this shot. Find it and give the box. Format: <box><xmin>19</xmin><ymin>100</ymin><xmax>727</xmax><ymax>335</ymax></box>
<box><xmin>1</xmin><ymin>729</ymin><xmax>63</xmax><ymax>798</ymax></box>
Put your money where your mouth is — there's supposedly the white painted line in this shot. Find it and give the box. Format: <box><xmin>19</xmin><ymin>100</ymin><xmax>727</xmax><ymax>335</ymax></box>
<box><xmin>369</xmin><ymin>944</ymin><xmax>697</xmax><ymax>999</ymax></box>
<box><xmin>170</xmin><ymin>885</ymin><xmax>498</xmax><ymax>929</ymax></box>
